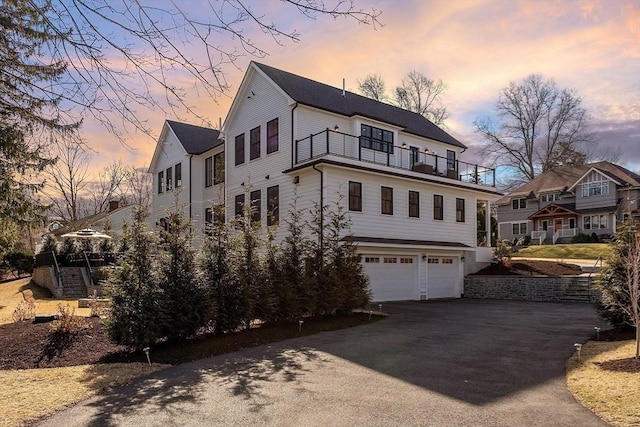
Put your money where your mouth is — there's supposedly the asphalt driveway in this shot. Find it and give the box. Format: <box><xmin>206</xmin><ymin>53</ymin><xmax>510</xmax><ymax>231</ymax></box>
<box><xmin>39</xmin><ymin>300</ymin><xmax>608</xmax><ymax>426</ymax></box>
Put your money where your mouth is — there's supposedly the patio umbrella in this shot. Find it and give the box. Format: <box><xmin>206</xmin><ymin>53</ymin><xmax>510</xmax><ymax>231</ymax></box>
<box><xmin>61</xmin><ymin>228</ymin><xmax>112</xmax><ymax>240</ymax></box>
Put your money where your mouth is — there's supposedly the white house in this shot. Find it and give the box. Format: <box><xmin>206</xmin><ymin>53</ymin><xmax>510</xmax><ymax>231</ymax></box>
<box><xmin>148</xmin><ymin>120</ymin><xmax>224</xmax><ymax>244</ymax></box>
<box><xmin>216</xmin><ymin>62</ymin><xmax>501</xmax><ymax>301</ymax></box>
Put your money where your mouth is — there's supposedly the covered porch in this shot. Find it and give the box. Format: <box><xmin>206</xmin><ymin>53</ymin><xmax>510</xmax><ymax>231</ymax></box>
<box><xmin>528</xmin><ymin>203</ymin><xmax>578</xmax><ymax>244</ymax></box>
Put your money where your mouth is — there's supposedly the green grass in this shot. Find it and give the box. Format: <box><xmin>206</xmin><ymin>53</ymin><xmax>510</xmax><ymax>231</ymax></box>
<box><xmin>513</xmin><ymin>243</ymin><xmax>612</xmax><ymax>260</ymax></box>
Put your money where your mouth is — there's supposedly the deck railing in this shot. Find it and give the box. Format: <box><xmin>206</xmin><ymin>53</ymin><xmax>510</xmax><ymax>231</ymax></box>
<box><xmin>531</xmin><ymin>230</ymin><xmax>546</xmax><ymax>245</ymax></box>
<box><xmin>295</xmin><ymin>129</ymin><xmax>496</xmax><ymax>187</ymax></box>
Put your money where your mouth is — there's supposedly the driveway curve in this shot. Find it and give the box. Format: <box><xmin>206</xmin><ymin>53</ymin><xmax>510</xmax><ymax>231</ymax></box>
<box><xmin>39</xmin><ymin>300</ymin><xmax>608</xmax><ymax>426</ymax></box>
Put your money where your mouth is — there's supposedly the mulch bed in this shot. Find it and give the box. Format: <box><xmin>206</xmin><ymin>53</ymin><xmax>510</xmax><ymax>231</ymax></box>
<box><xmin>472</xmin><ymin>259</ymin><xmax>583</xmax><ymax>276</ymax></box>
<box><xmin>0</xmin><ymin>312</ymin><xmax>383</xmax><ymax>370</ymax></box>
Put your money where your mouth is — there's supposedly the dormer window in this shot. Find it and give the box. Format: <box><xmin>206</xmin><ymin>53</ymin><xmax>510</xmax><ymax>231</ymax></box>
<box><xmin>512</xmin><ymin>198</ymin><xmax>526</xmax><ymax>209</ymax></box>
<box><xmin>540</xmin><ymin>193</ymin><xmax>560</xmax><ymax>202</ymax></box>
<box><xmin>582</xmin><ymin>181</ymin><xmax>609</xmax><ymax>197</ymax></box>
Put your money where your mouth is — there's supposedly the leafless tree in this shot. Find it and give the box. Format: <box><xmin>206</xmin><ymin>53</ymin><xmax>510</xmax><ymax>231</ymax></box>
<box><xmin>357</xmin><ymin>70</ymin><xmax>449</xmax><ymax>126</ymax></box>
<box><xmin>44</xmin><ymin>139</ymin><xmax>90</xmax><ymax>222</ymax></box>
<box><xmin>124</xmin><ymin>166</ymin><xmax>152</xmax><ymax>209</ymax></box>
<box><xmin>15</xmin><ymin>0</ymin><xmax>382</xmax><ymax>141</ymax></box>
<box><xmin>358</xmin><ymin>74</ymin><xmax>386</xmax><ymax>101</ymax></box>
<box><xmin>394</xmin><ymin>71</ymin><xmax>448</xmax><ymax>125</ymax></box>
<box><xmin>86</xmin><ymin>160</ymin><xmax>129</xmax><ymax>214</ymax></box>
<box><xmin>475</xmin><ymin>74</ymin><xmax>595</xmax><ymax>182</ymax></box>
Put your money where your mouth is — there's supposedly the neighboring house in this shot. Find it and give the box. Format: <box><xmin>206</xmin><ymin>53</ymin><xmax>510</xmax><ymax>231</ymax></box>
<box><xmin>215</xmin><ymin>61</ymin><xmax>501</xmax><ymax>302</ymax></box>
<box><xmin>495</xmin><ymin>162</ymin><xmax>640</xmax><ymax>245</ymax></box>
<box><xmin>148</xmin><ymin>120</ymin><xmax>224</xmax><ymax>244</ymax></box>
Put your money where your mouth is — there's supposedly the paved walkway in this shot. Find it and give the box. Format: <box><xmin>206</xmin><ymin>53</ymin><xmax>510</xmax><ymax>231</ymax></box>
<box><xmin>39</xmin><ymin>300</ymin><xmax>608</xmax><ymax>426</ymax></box>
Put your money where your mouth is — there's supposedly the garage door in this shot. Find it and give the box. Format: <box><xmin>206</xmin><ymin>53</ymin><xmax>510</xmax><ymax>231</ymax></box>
<box><xmin>362</xmin><ymin>255</ymin><xmax>417</xmax><ymax>301</ymax></box>
<box><xmin>427</xmin><ymin>256</ymin><xmax>460</xmax><ymax>299</ymax></box>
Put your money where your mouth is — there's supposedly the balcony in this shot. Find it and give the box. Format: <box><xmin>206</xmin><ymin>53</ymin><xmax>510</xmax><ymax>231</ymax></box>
<box><xmin>295</xmin><ymin>129</ymin><xmax>495</xmax><ymax>187</ymax></box>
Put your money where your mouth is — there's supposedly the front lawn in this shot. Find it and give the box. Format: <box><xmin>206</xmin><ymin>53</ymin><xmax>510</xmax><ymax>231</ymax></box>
<box><xmin>513</xmin><ymin>243</ymin><xmax>611</xmax><ymax>260</ymax></box>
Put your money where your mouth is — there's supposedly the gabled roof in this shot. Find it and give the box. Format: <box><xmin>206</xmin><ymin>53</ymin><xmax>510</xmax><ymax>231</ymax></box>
<box><xmin>252</xmin><ymin>62</ymin><xmax>466</xmax><ymax>149</ymax></box>
<box><xmin>495</xmin><ymin>162</ymin><xmax>640</xmax><ymax>205</ymax></box>
<box><xmin>165</xmin><ymin>120</ymin><xmax>223</xmax><ymax>155</ymax></box>
<box><xmin>528</xmin><ymin>203</ymin><xmax>578</xmax><ymax>220</ymax></box>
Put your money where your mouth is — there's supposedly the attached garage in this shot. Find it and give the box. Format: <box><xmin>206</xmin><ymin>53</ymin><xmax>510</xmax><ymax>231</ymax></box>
<box><xmin>427</xmin><ymin>256</ymin><xmax>460</xmax><ymax>299</ymax></box>
<box><xmin>362</xmin><ymin>255</ymin><xmax>418</xmax><ymax>301</ymax></box>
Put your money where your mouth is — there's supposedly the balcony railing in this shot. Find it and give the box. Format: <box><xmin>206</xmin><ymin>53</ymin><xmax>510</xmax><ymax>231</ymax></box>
<box><xmin>295</xmin><ymin>129</ymin><xmax>495</xmax><ymax>187</ymax></box>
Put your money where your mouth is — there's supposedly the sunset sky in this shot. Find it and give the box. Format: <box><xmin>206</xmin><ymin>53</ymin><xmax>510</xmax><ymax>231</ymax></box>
<box><xmin>84</xmin><ymin>0</ymin><xmax>640</xmax><ymax>176</ymax></box>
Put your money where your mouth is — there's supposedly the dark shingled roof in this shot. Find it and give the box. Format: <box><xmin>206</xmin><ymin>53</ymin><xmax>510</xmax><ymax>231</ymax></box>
<box><xmin>253</xmin><ymin>62</ymin><xmax>466</xmax><ymax>149</ymax></box>
<box><xmin>166</xmin><ymin>120</ymin><xmax>223</xmax><ymax>155</ymax></box>
<box><xmin>495</xmin><ymin>161</ymin><xmax>640</xmax><ymax>205</ymax></box>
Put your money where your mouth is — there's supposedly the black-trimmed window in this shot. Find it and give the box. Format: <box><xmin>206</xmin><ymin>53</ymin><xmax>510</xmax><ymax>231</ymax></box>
<box><xmin>349</xmin><ymin>181</ymin><xmax>362</xmax><ymax>212</ymax></box>
<box><xmin>512</xmin><ymin>198</ymin><xmax>526</xmax><ymax>209</ymax></box>
<box><xmin>235</xmin><ymin>134</ymin><xmax>245</xmax><ymax>166</ymax></box>
<box><xmin>214</xmin><ymin>152</ymin><xmax>224</xmax><ymax>184</ymax></box>
<box><xmin>409</xmin><ymin>190</ymin><xmax>419</xmax><ymax>218</ymax></box>
<box><xmin>434</xmin><ymin>194</ymin><xmax>443</xmax><ymax>220</ymax></box>
<box><xmin>360</xmin><ymin>124</ymin><xmax>394</xmax><ymax>154</ymax></box>
<box><xmin>447</xmin><ymin>150</ymin><xmax>456</xmax><ymax>170</ymax></box>
<box><xmin>235</xmin><ymin>194</ymin><xmax>245</xmax><ymax>218</ymax></box>
<box><xmin>166</xmin><ymin>166</ymin><xmax>172</xmax><ymax>191</ymax></box>
<box><xmin>381</xmin><ymin>186</ymin><xmax>393</xmax><ymax>215</ymax></box>
<box><xmin>204</xmin><ymin>207</ymin><xmax>213</xmax><ymax>236</ymax></box>
<box><xmin>512</xmin><ymin>222</ymin><xmax>527</xmax><ymax>235</ymax></box>
<box><xmin>267</xmin><ymin>118</ymin><xmax>278</xmax><ymax>154</ymax></box>
<box><xmin>267</xmin><ymin>185</ymin><xmax>279</xmax><ymax>226</ymax></box>
<box><xmin>250</xmin><ymin>126</ymin><xmax>261</xmax><ymax>160</ymax></box>
<box><xmin>456</xmin><ymin>198</ymin><xmax>465</xmax><ymax>222</ymax></box>
<box><xmin>205</xmin><ymin>156</ymin><xmax>213</xmax><ymax>187</ymax></box>
<box><xmin>175</xmin><ymin>163</ymin><xmax>182</xmax><ymax>187</ymax></box>
<box><xmin>158</xmin><ymin>171</ymin><xmax>164</xmax><ymax>194</ymax></box>
<box><xmin>250</xmin><ymin>189</ymin><xmax>261</xmax><ymax>223</ymax></box>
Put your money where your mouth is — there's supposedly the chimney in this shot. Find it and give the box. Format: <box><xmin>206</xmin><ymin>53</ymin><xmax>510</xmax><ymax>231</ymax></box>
<box><xmin>342</xmin><ymin>78</ymin><xmax>346</xmax><ymax>97</ymax></box>
<box><xmin>109</xmin><ymin>200</ymin><xmax>120</xmax><ymax>212</ymax></box>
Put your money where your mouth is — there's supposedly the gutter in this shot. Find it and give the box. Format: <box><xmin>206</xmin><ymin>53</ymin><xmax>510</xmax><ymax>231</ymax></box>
<box><xmin>291</xmin><ymin>102</ymin><xmax>298</xmax><ymax>169</ymax></box>
<box><xmin>312</xmin><ymin>164</ymin><xmax>324</xmax><ymax>256</ymax></box>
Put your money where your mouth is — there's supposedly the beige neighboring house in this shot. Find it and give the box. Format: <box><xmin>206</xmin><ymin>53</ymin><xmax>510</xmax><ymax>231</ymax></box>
<box><xmin>495</xmin><ymin>161</ymin><xmax>640</xmax><ymax>245</ymax></box>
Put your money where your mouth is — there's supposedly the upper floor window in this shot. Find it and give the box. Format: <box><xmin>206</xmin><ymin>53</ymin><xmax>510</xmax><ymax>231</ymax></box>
<box><xmin>360</xmin><ymin>124</ymin><xmax>394</xmax><ymax>154</ymax></box>
<box><xmin>166</xmin><ymin>166</ymin><xmax>173</xmax><ymax>191</ymax></box>
<box><xmin>235</xmin><ymin>194</ymin><xmax>245</xmax><ymax>218</ymax></box>
<box><xmin>349</xmin><ymin>181</ymin><xmax>362</xmax><ymax>212</ymax></box>
<box><xmin>512</xmin><ymin>198</ymin><xmax>526</xmax><ymax>209</ymax></box>
<box><xmin>582</xmin><ymin>181</ymin><xmax>609</xmax><ymax>197</ymax></box>
<box><xmin>235</xmin><ymin>134</ymin><xmax>245</xmax><ymax>166</ymax></box>
<box><xmin>381</xmin><ymin>186</ymin><xmax>393</xmax><ymax>215</ymax></box>
<box><xmin>267</xmin><ymin>118</ymin><xmax>279</xmax><ymax>154</ymax></box>
<box><xmin>446</xmin><ymin>150</ymin><xmax>456</xmax><ymax>170</ymax></box>
<box><xmin>250</xmin><ymin>189</ymin><xmax>261</xmax><ymax>223</ymax></box>
<box><xmin>250</xmin><ymin>126</ymin><xmax>261</xmax><ymax>160</ymax></box>
<box><xmin>205</xmin><ymin>156</ymin><xmax>213</xmax><ymax>187</ymax></box>
<box><xmin>158</xmin><ymin>171</ymin><xmax>164</xmax><ymax>194</ymax></box>
<box><xmin>456</xmin><ymin>198</ymin><xmax>465</xmax><ymax>222</ymax></box>
<box><xmin>408</xmin><ymin>190</ymin><xmax>419</xmax><ymax>218</ymax></box>
<box><xmin>540</xmin><ymin>193</ymin><xmax>560</xmax><ymax>202</ymax></box>
<box><xmin>175</xmin><ymin>163</ymin><xmax>182</xmax><ymax>187</ymax></box>
<box><xmin>433</xmin><ymin>194</ymin><xmax>443</xmax><ymax>220</ymax></box>
<box><xmin>267</xmin><ymin>185</ymin><xmax>279</xmax><ymax>226</ymax></box>
<box><xmin>214</xmin><ymin>152</ymin><xmax>225</xmax><ymax>184</ymax></box>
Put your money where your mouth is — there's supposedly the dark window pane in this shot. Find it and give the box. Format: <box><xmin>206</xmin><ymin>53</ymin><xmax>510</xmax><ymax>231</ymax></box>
<box><xmin>456</xmin><ymin>198</ymin><xmax>465</xmax><ymax>222</ymax></box>
<box><xmin>267</xmin><ymin>118</ymin><xmax>278</xmax><ymax>154</ymax></box>
<box><xmin>166</xmin><ymin>167</ymin><xmax>172</xmax><ymax>191</ymax></box>
<box><xmin>205</xmin><ymin>156</ymin><xmax>213</xmax><ymax>187</ymax></box>
<box><xmin>214</xmin><ymin>152</ymin><xmax>224</xmax><ymax>184</ymax></box>
<box><xmin>267</xmin><ymin>185</ymin><xmax>279</xmax><ymax>226</ymax></box>
<box><xmin>250</xmin><ymin>126</ymin><xmax>261</xmax><ymax>160</ymax></box>
<box><xmin>158</xmin><ymin>171</ymin><xmax>164</xmax><ymax>194</ymax></box>
<box><xmin>434</xmin><ymin>194</ymin><xmax>443</xmax><ymax>220</ymax></box>
<box><xmin>409</xmin><ymin>190</ymin><xmax>419</xmax><ymax>218</ymax></box>
<box><xmin>235</xmin><ymin>134</ymin><xmax>245</xmax><ymax>166</ymax></box>
<box><xmin>175</xmin><ymin>163</ymin><xmax>182</xmax><ymax>187</ymax></box>
<box><xmin>381</xmin><ymin>186</ymin><xmax>393</xmax><ymax>215</ymax></box>
<box><xmin>250</xmin><ymin>189</ymin><xmax>261</xmax><ymax>223</ymax></box>
<box><xmin>349</xmin><ymin>181</ymin><xmax>362</xmax><ymax>212</ymax></box>
<box><xmin>235</xmin><ymin>194</ymin><xmax>245</xmax><ymax>218</ymax></box>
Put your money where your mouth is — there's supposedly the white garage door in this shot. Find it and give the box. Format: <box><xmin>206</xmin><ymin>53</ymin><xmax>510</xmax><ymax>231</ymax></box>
<box><xmin>362</xmin><ymin>255</ymin><xmax>417</xmax><ymax>301</ymax></box>
<box><xmin>427</xmin><ymin>256</ymin><xmax>460</xmax><ymax>299</ymax></box>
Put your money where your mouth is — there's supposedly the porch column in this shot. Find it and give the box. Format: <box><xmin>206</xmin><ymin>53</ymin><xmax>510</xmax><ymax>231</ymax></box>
<box><xmin>486</xmin><ymin>200</ymin><xmax>492</xmax><ymax>247</ymax></box>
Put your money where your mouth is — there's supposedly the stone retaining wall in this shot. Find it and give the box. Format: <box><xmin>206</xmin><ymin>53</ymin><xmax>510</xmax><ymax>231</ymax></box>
<box><xmin>32</xmin><ymin>266</ymin><xmax>63</xmax><ymax>297</ymax></box>
<box><xmin>464</xmin><ymin>275</ymin><xmax>596</xmax><ymax>303</ymax></box>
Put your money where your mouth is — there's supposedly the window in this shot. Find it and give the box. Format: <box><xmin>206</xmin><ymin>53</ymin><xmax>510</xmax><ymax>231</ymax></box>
<box><xmin>214</xmin><ymin>204</ymin><xmax>225</xmax><ymax>226</ymax></box>
<box><xmin>205</xmin><ymin>156</ymin><xmax>213</xmax><ymax>187</ymax></box>
<box><xmin>364</xmin><ymin>257</ymin><xmax>380</xmax><ymax>263</ymax></box>
<box><xmin>583</xmin><ymin>215</ymin><xmax>607</xmax><ymax>230</ymax></box>
<box><xmin>384</xmin><ymin>257</ymin><xmax>397</xmax><ymax>264</ymax></box>
<box><xmin>408</xmin><ymin>190</ymin><xmax>419</xmax><ymax>218</ymax></box>
<box><xmin>267</xmin><ymin>118</ymin><xmax>279</xmax><ymax>154</ymax></box>
<box><xmin>512</xmin><ymin>222</ymin><xmax>527</xmax><ymax>235</ymax></box>
<box><xmin>235</xmin><ymin>194</ymin><xmax>245</xmax><ymax>218</ymax></box>
<box><xmin>442</xmin><ymin>258</ymin><xmax>454</xmax><ymax>264</ymax></box>
<box><xmin>235</xmin><ymin>134</ymin><xmax>245</xmax><ymax>166</ymax></box>
<box><xmin>381</xmin><ymin>186</ymin><xmax>393</xmax><ymax>215</ymax></box>
<box><xmin>175</xmin><ymin>163</ymin><xmax>182</xmax><ymax>187</ymax></box>
<box><xmin>540</xmin><ymin>193</ymin><xmax>560</xmax><ymax>202</ymax></box>
<box><xmin>400</xmin><ymin>258</ymin><xmax>413</xmax><ymax>264</ymax></box>
<box><xmin>427</xmin><ymin>258</ymin><xmax>439</xmax><ymax>264</ymax></box>
<box><xmin>250</xmin><ymin>189</ymin><xmax>261</xmax><ymax>223</ymax></box>
<box><xmin>446</xmin><ymin>150</ymin><xmax>456</xmax><ymax>170</ymax></box>
<box><xmin>214</xmin><ymin>152</ymin><xmax>225</xmax><ymax>184</ymax></box>
<box><xmin>349</xmin><ymin>181</ymin><xmax>362</xmax><ymax>212</ymax></box>
<box><xmin>360</xmin><ymin>124</ymin><xmax>394</xmax><ymax>154</ymax></box>
<box><xmin>409</xmin><ymin>146</ymin><xmax>419</xmax><ymax>168</ymax></box>
<box><xmin>166</xmin><ymin>166</ymin><xmax>172</xmax><ymax>191</ymax></box>
<box><xmin>456</xmin><ymin>198</ymin><xmax>465</xmax><ymax>222</ymax></box>
<box><xmin>158</xmin><ymin>171</ymin><xmax>164</xmax><ymax>194</ymax></box>
<box><xmin>512</xmin><ymin>198</ymin><xmax>527</xmax><ymax>209</ymax></box>
<box><xmin>267</xmin><ymin>185</ymin><xmax>279</xmax><ymax>226</ymax></box>
<box><xmin>433</xmin><ymin>194</ymin><xmax>443</xmax><ymax>220</ymax></box>
<box><xmin>250</xmin><ymin>126</ymin><xmax>260</xmax><ymax>160</ymax></box>
<box><xmin>204</xmin><ymin>207</ymin><xmax>213</xmax><ymax>236</ymax></box>
<box><xmin>582</xmin><ymin>181</ymin><xmax>609</xmax><ymax>197</ymax></box>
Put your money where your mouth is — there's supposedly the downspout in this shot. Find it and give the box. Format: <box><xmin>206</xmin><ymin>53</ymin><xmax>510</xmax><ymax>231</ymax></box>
<box><xmin>312</xmin><ymin>164</ymin><xmax>324</xmax><ymax>256</ymax></box>
<box><xmin>291</xmin><ymin>102</ymin><xmax>298</xmax><ymax>169</ymax></box>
